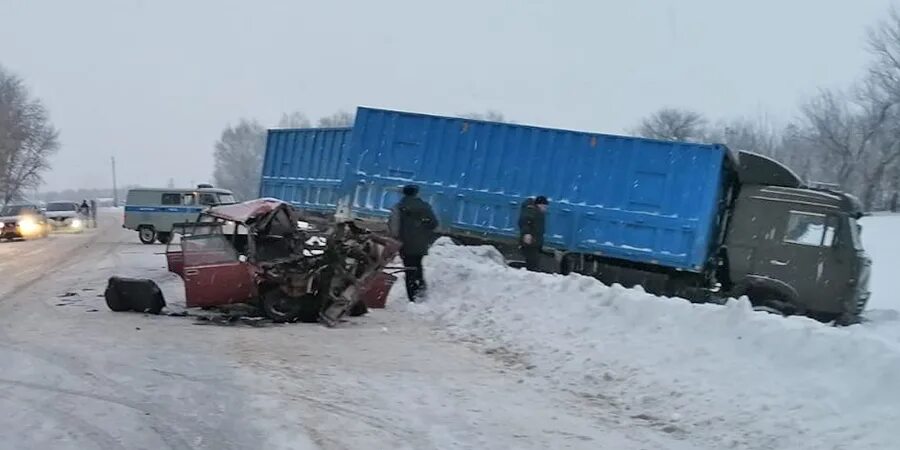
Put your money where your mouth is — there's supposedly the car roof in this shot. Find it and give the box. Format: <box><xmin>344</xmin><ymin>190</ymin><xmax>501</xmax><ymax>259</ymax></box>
<box><xmin>204</xmin><ymin>198</ymin><xmax>287</xmax><ymax>223</ymax></box>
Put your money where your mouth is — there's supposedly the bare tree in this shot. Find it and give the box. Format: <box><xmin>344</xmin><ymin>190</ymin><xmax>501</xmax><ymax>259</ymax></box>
<box><xmin>862</xmin><ymin>7</ymin><xmax>900</xmax><ymax>208</ymax></box>
<box><xmin>317</xmin><ymin>110</ymin><xmax>354</xmax><ymax>128</ymax></box>
<box><xmin>278</xmin><ymin>111</ymin><xmax>311</xmax><ymax>128</ymax></box>
<box><xmin>212</xmin><ymin>119</ymin><xmax>266</xmax><ymax>201</ymax></box>
<box><xmin>459</xmin><ymin>110</ymin><xmax>508</xmax><ymax>122</ymax></box>
<box><xmin>634</xmin><ymin>108</ymin><xmax>707</xmax><ymax>142</ymax></box>
<box><xmin>708</xmin><ymin>116</ymin><xmax>781</xmax><ymax>155</ymax></box>
<box><xmin>0</xmin><ymin>65</ymin><xmax>59</xmax><ymax>204</ymax></box>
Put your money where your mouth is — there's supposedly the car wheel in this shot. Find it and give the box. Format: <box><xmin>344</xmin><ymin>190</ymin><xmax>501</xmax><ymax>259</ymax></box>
<box><xmin>138</xmin><ymin>226</ymin><xmax>156</xmax><ymax>245</ymax></box>
<box><xmin>261</xmin><ymin>289</ymin><xmax>305</xmax><ymax>323</ymax></box>
<box><xmin>156</xmin><ymin>232</ymin><xmax>172</xmax><ymax>244</ymax></box>
<box><xmin>348</xmin><ymin>300</ymin><xmax>368</xmax><ymax>317</ymax></box>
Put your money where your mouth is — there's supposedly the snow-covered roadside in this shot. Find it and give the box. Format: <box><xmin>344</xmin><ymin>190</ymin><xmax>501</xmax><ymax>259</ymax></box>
<box><xmin>395</xmin><ymin>238</ymin><xmax>900</xmax><ymax>450</ymax></box>
<box><xmin>860</xmin><ymin>214</ymin><xmax>899</xmax><ymax>312</ymax></box>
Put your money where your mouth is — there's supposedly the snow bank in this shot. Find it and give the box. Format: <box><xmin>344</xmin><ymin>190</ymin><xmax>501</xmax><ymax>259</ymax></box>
<box><xmin>396</xmin><ymin>238</ymin><xmax>900</xmax><ymax>450</ymax></box>
<box><xmin>860</xmin><ymin>214</ymin><xmax>900</xmax><ymax>311</ymax></box>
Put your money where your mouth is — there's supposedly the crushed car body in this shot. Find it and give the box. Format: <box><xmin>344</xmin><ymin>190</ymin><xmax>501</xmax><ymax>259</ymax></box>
<box><xmin>164</xmin><ymin>198</ymin><xmax>401</xmax><ymax>326</ymax></box>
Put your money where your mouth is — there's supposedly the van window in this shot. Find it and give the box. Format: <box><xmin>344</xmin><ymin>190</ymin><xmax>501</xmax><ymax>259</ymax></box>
<box><xmin>784</xmin><ymin>212</ymin><xmax>835</xmax><ymax>247</ymax></box>
<box><xmin>218</xmin><ymin>194</ymin><xmax>237</xmax><ymax>204</ymax></box>
<box><xmin>182</xmin><ymin>194</ymin><xmax>196</xmax><ymax>205</ymax></box>
<box><xmin>199</xmin><ymin>193</ymin><xmax>217</xmax><ymax>205</ymax></box>
<box><xmin>161</xmin><ymin>193</ymin><xmax>182</xmax><ymax>205</ymax></box>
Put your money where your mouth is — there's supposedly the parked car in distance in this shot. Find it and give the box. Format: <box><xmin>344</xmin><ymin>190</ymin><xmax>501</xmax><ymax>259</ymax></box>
<box><xmin>0</xmin><ymin>203</ymin><xmax>51</xmax><ymax>240</ymax></box>
<box><xmin>44</xmin><ymin>201</ymin><xmax>85</xmax><ymax>232</ymax></box>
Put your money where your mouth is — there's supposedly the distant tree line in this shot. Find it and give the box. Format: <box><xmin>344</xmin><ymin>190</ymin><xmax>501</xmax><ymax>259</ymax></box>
<box><xmin>634</xmin><ymin>7</ymin><xmax>900</xmax><ymax>212</ymax></box>
<box><xmin>212</xmin><ymin>110</ymin><xmax>355</xmax><ymax>201</ymax></box>
<box><xmin>39</xmin><ymin>187</ymin><xmax>134</xmax><ymax>203</ymax></box>
<box><xmin>212</xmin><ymin>109</ymin><xmax>510</xmax><ymax>201</ymax></box>
<box><xmin>0</xmin><ymin>64</ymin><xmax>59</xmax><ymax>205</ymax></box>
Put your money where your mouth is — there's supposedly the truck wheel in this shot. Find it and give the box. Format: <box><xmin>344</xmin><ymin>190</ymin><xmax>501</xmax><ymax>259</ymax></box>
<box><xmin>156</xmin><ymin>232</ymin><xmax>172</xmax><ymax>244</ymax></box>
<box><xmin>261</xmin><ymin>289</ymin><xmax>304</xmax><ymax>323</ymax></box>
<box><xmin>835</xmin><ymin>312</ymin><xmax>861</xmax><ymax>326</ymax></box>
<box><xmin>138</xmin><ymin>226</ymin><xmax>156</xmax><ymax>245</ymax></box>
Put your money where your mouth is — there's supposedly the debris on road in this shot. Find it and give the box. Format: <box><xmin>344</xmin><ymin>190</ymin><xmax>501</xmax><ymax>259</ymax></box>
<box><xmin>105</xmin><ymin>276</ymin><xmax>166</xmax><ymax>314</ymax></box>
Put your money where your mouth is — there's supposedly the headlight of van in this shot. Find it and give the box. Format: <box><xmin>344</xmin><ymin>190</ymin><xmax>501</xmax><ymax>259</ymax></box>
<box><xmin>71</xmin><ymin>218</ymin><xmax>83</xmax><ymax>229</ymax></box>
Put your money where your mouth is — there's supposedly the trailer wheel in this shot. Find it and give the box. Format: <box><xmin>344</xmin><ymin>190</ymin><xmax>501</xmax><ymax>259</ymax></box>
<box><xmin>156</xmin><ymin>232</ymin><xmax>172</xmax><ymax>244</ymax></box>
<box><xmin>138</xmin><ymin>226</ymin><xmax>156</xmax><ymax>245</ymax></box>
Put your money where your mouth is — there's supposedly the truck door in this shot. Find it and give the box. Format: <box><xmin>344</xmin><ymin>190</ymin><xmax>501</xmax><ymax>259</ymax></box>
<box><xmin>762</xmin><ymin>211</ymin><xmax>838</xmax><ymax>305</ymax></box>
<box><xmin>181</xmin><ymin>234</ymin><xmax>256</xmax><ymax>308</ymax></box>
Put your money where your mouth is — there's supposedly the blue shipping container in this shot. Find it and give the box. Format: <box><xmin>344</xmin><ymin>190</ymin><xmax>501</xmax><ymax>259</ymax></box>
<box><xmin>259</xmin><ymin>127</ymin><xmax>353</xmax><ymax>212</ymax></box>
<box><xmin>344</xmin><ymin>107</ymin><xmax>728</xmax><ymax>272</ymax></box>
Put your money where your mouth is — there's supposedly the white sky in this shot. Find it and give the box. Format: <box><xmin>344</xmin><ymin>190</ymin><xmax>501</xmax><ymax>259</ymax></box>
<box><xmin>0</xmin><ymin>0</ymin><xmax>894</xmax><ymax>191</ymax></box>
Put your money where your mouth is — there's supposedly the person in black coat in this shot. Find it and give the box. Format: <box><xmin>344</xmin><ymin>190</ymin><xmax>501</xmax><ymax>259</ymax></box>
<box><xmin>388</xmin><ymin>185</ymin><xmax>439</xmax><ymax>302</ymax></box>
<box><xmin>518</xmin><ymin>196</ymin><xmax>548</xmax><ymax>271</ymax></box>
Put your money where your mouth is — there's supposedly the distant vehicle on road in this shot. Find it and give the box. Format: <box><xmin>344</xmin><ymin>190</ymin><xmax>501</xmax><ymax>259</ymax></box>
<box><xmin>44</xmin><ymin>201</ymin><xmax>85</xmax><ymax>232</ymax></box>
<box><xmin>0</xmin><ymin>203</ymin><xmax>51</xmax><ymax>240</ymax></box>
<box><xmin>123</xmin><ymin>185</ymin><xmax>237</xmax><ymax>245</ymax></box>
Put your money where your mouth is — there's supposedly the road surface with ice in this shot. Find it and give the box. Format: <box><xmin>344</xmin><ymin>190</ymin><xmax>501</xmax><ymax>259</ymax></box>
<box><xmin>0</xmin><ymin>210</ymin><xmax>898</xmax><ymax>450</ymax></box>
<box><xmin>0</xmin><ymin>212</ymin><xmax>692</xmax><ymax>450</ymax></box>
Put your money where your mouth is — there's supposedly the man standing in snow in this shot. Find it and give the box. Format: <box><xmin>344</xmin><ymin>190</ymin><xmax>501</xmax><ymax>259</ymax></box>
<box><xmin>389</xmin><ymin>184</ymin><xmax>439</xmax><ymax>302</ymax></box>
<box><xmin>519</xmin><ymin>196</ymin><xmax>548</xmax><ymax>272</ymax></box>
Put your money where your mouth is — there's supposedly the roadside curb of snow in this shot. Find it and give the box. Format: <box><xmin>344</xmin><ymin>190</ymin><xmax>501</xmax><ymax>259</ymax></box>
<box><xmin>388</xmin><ymin>238</ymin><xmax>900</xmax><ymax>450</ymax></box>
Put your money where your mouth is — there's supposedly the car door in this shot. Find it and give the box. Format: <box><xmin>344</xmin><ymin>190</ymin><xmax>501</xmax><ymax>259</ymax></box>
<box><xmin>166</xmin><ymin>235</ymin><xmax>184</xmax><ymax>277</ymax></box>
<box><xmin>762</xmin><ymin>210</ymin><xmax>837</xmax><ymax>300</ymax></box>
<box><xmin>181</xmin><ymin>234</ymin><xmax>256</xmax><ymax>308</ymax></box>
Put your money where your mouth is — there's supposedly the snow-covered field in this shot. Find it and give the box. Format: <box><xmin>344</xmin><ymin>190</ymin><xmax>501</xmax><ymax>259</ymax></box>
<box><xmin>388</xmin><ymin>214</ymin><xmax>900</xmax><ymax>450</ymax></box>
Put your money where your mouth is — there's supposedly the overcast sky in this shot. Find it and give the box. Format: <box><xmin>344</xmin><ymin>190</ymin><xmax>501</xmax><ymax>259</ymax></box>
<box><xmin>0</xmin><ymin>0</ymin><xmax>894</xmax><ymax>192</ymax></box>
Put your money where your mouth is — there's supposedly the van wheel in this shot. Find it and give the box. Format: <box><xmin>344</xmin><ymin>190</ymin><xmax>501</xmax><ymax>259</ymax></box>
<box><xmin>138</xmin><ymin>226</ymin><xmax>156</xmax><ymax>244</ymax></box>
<box><xmin>156</xmin><ymin>232</ymin><xmax>172</xmax><ymax>244</ymax></box>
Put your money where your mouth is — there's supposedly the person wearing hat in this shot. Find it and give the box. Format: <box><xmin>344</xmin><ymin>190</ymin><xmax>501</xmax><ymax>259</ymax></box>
<box><xmin>518</xmin><ymin>195</ymin><xmax>549</xmax><ymax>271</ymax></box>
<box><xmin>388</xmin><ymin>184</ymin><xmax>439</xmax><ymax>302</ymax></box>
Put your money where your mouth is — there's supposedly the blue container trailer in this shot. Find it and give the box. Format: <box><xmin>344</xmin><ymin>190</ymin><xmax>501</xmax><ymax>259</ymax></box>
<box><xmin>260</xmin><ymin>107</ymin><xmax>870</xmax><ymax>323</ymax></box>
<box><xmin>260</xmin><ymin>127</ymin><xmax>353</xmax><ymax>213</ymax></box>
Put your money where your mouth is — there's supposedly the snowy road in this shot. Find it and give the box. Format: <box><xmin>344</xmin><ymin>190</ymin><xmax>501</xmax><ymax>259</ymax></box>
<box><xmin>0</xmin><ymin>213</ymin><xmax>693</xmax><ymax>450</ymax></box>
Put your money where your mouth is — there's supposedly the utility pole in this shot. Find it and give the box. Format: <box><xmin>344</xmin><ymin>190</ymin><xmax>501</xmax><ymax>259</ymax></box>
<box><xmin>111</xmin><ymin>156</ymin><xmax>118</xmax><ymax>207</ymax></box>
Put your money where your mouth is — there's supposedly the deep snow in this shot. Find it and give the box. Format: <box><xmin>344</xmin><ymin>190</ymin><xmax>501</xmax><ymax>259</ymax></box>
<box><xmin>393</xmin><ymin>230</ymin><xmax>900</xmax><ymax>450</ymax></box>
<box><xmin>860</xmin><ymin>214</ymin><xmax>900</xmax><ymax>311</ymax></box>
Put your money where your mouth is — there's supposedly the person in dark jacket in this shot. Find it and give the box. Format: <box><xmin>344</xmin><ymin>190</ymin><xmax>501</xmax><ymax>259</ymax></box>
<box><xmin>388</xmin><ymin>185</ymin><xmax>439</xmax><ymax>302</ymax></box>
<box><xmin>518</xmin><ymin>195</ymin><xmax>548</xmax><ymax>271</ymax></box>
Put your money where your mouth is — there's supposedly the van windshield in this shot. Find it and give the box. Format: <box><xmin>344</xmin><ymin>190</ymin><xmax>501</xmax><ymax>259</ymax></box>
<box><xmin>218</xmin><ymin>194</ymin><xmax>237</xmax><ymax>205</ymax></box>
<box><xmin>1</xmin><ymin>205</ymin><xmax>35</xmax><ymax>216</ymax></box>
<box><xmin>47</xmin><ymin>203</ymin><xmax>76</xmax><ymax>212</ymax></box>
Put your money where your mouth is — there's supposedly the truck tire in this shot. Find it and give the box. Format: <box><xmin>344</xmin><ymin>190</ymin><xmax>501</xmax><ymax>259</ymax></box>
<box><xmin>156</xmin><ymin>232</ymin><xmax>172</xmax><ymax>244</ymax></box>
<box><xmin>138</xmin><ymin>226</ymin><xmax>156</xmax><ymax>245</ymax></box>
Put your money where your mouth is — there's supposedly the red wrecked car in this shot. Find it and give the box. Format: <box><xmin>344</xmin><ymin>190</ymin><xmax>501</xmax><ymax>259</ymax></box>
<box><xmin>165</xmin><ymin>198</ymin><xmax>401</xmax><ymax>326</ymax></box>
